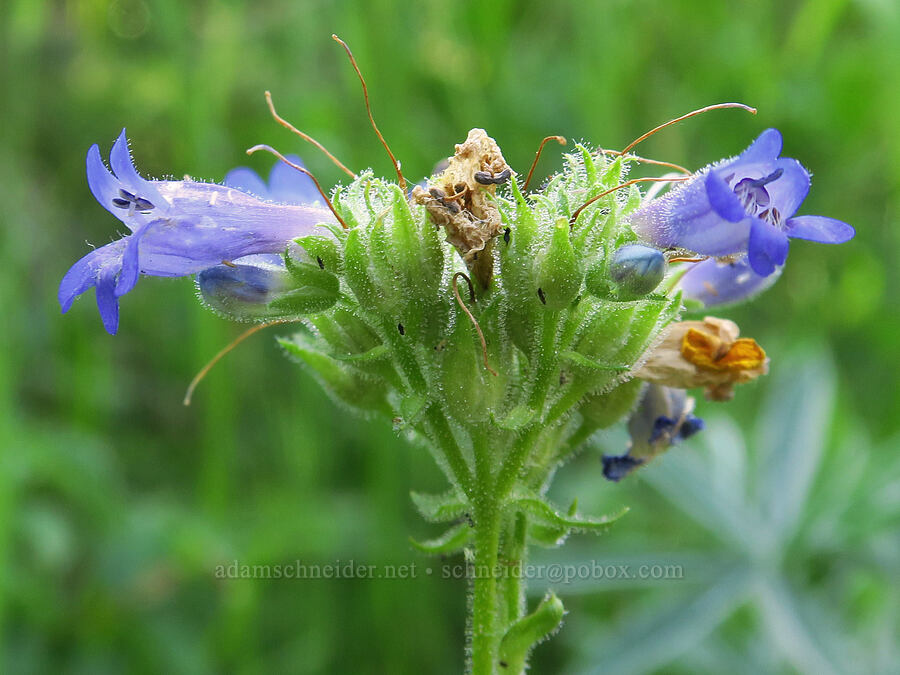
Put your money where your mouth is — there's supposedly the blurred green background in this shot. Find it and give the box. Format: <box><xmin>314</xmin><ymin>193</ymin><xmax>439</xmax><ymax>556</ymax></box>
<box><xmin>2</xmin><ymin>0</ymin><xmax>898</xmax><ymax>672</ymax></box>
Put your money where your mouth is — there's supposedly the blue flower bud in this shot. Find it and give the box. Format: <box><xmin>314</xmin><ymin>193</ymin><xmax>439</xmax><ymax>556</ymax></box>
<box><xmin>198</xmin><ymin>259</ymin><xmax>293</xmax><ymax>320</ymax></box>
<box><xmin>609</xmin><ymin>244</ymin><xmax>666</xmax><ymax>297</ymax></box>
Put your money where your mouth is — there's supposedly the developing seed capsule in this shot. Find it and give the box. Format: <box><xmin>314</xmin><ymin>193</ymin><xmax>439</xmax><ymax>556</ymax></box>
<box><xmin>609</xmin><ymin>244</ymin><xmax>666</xmax><ymax>297</ymax></box>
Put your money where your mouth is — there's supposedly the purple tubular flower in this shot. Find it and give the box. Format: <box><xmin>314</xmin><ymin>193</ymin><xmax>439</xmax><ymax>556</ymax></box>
<box><xmin>627</xmin><ymin>129</ymin><xmax>855</xmax><ymax>276</ymax></box>
<box><xmin>677</xmin><ymin>256</ymin><xmax>782</xmax><ymax>307</ymax></box>
<box><xmin>59</xmin><ymin>130</ymin><xmax>334</xmax><ymax>334</ymax></box>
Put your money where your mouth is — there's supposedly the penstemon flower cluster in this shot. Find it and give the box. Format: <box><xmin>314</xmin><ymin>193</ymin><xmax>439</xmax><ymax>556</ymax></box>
<box><xmin>60</xmin><ymin>72</ymin><xmax>854</xmax><ymax>673</ymax></box>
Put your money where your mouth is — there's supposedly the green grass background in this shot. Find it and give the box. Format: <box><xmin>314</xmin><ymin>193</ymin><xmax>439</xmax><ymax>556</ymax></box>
<box><xmin>1</xmin><ymin>0</ymin><xmax>898</xmax><ymax>672</ymax></box>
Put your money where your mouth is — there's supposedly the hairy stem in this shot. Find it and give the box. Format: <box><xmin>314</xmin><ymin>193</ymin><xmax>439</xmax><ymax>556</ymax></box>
<box><xmin>470</xmin><ymin>431</ymin><xmax>502</xmax><ymax>675</ymax></box>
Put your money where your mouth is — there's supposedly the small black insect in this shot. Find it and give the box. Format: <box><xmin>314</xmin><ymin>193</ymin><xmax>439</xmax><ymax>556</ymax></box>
<box><xmin>503</xmin><ymin>227</ymin><xmax>511</xmax><ymax>245</ymax></box>
<box><xmin>316</xmin><ymin>256</ymin><xmax>325</xmax><ymax>270</ymax></box>
<box><xmin>537</xmin><ymin>288</ymin><xmax>547</xmax><ymax>305</ymax></box>
<box><xmin>397</xmin><ymin>322</ymin><xmax>405</xmax><ymax>335</ymax></box>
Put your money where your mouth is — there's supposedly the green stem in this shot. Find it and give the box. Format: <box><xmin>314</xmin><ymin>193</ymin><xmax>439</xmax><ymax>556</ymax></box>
<box><xmin>499</xmin><ymin>512</ymin><xmax>528</xmax><ymax>626</ymax></box>
<box><xmin>469</xmin><ymin>502</ymin><xmax>502</xmax><ymax>675</ymax></box>
<box><xmin>495</xmin><ymin>423</ymin><xmax>542</xmax><ymax>500</ymax></box>
<box><xmin>424</xmin><ymin>405</ymin><xmax>474</xmax><ymax>496</ymax></box>
<box><xmin>470</xmin><ymin>430</ymin><xmax>502</xmax><ymax>675</ymax></box>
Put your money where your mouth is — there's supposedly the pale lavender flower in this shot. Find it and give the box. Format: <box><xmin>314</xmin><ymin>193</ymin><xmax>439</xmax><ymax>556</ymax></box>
<box><xmin>628</xmin><ymin>129</ymin><xmax>855</xmax><ymax>276</ymax></box>
<box><xmin>602</xmin><ymin>384</ymin><xmax>704</xmax><ymax>481</ymax></box>
<box><xmin>59</xmin><ymin>130</ymin><xmax>333</xmax><ymax>334</ymax></box>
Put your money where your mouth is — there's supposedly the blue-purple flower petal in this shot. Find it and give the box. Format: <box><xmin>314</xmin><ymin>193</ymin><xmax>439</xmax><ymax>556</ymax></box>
<box><xmin>95</xmin><ymin>268</ymin><xmax>121</xmax><ymax>335</ymax></box>
<box><xmin>110</xmin><ymin>129</ymin><xmax>158</xmax><ymax>201</ymax></box>
<box><xmin>748</xmin><ymin>218</ymin><xmax>790</xmax><ymax>276</ymax></box>
<box><xmin>765</xmin><ymin>158</ymin><xmax>810</xmax><ymax>220</ymax></box>
<box><xmin>678</xmin><ymin>257</ymin><xmax>782</xmax><ymax>307</ymax></box>
<box><xmin>628</xmin><ymin>175</ymin><xmax>751</xmax><ymax>256</ymax></box>
<box><xmin>86</xmin><ymin>144</ymin><xmax>126</xmax><ymax>221</ymax></box>
<box><xmin>224</xmin><ymin>167</ymin><xmax>269</xmax><ymax>198</ymax></box>
<box><xmin>736</xmin><ymin>127</ymin><xmax>782</xmax><ymax>165</ymax></box>
<box><xmin>785</xmin><ymin>215</ymin><xmax>855</xmax><ymax>243</ymax></box>
<box><xmin>705</xmin><ymin>171</ymin><xmax>746</xmax><ymax>222</ymax></box>
<box><xmin>61</xmin><ymin>131</ymin><xmax>335</xmax><ymax>334</ymax></box>
<box><xmin>268</xmin><ymin>155</ymin><xmax>322</xmax><ymax>205</ymax></box>
<box><xmin>115</xmin><ymin>222</ymin><xmax>151</xmax><ymax>297</ymax></box>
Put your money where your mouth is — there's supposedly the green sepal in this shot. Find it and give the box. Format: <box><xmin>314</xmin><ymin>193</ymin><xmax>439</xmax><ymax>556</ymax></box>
<box><xmin>600</xmin><ymin>154</ymin><xmax>624</xmax><ymax>189</ymax></box>
<box><xmin>410</xmin><ymin>489</ymin><xmax>469</xmax><ymax>523</ymax></box>
<box><xmin>343</xmin><ymin>228</ymin><xmax>379</xmax><ymax>309</ymax></box>
<box><xmin>278</xmin><ymin>337</ymin><xmax>391</xmax><ymax>415</ymax></box>
<box><xmin>534</xmin><ymin>218</ymin><xmax>582</xmax><ymax>310</ymax></box>
<box><xmin>499</xmin><ymin>180</ymin><xmax>541</xmax><ymax>352</ymax></box>
<box><xmin>435</xmin><ymin>297</ymin><xmax>508</xmax><ymax>424</ymax></box>
<box><xmin>390</xmin><ymin>185</ymin><xmax>420</xmax><ymax>288</ymax></box>
<box><xmin>577</xmin><ymin>144</ymin><xmax>598</xmax><ymax>184</ymax></box>
<box><xmin>409</xmin><ymin>523</ymin><xmax>473</xmax><ymax>556</ymax></box>
<box><xmin>293</xmin><ymin>234</ymin><xmax>342</xmax><ymax>273</ymax></box>
<box><xmin>498</xmin><ymin>592</ymin><xmax>565</xmax><ymax>673</ymax></box>
<box><xmin>267</xmin><ymin>282</ymin><xmax>338</xmax><ymax>315</ymax></box>
<box><xmin>560</xmin><ymin>351</ymin><xmax>630</xmax><ymax>372</ymax></box>
<box><xmin>332</xmin><ymin>344</ymin><xmax>389</xmax><ymax>363</ymax></box>
<box><xmin>578</xmin><ymin>378</ymin><xmax>643</xmax><ymax>430</ymax></box>
<box><xmin>493</xmin><ymin>405</ymin><xmax>536</xmax><ymax>431</ymax></box>
<box><xmin>399</xmin><ymin>393</ymin><xmax>427</xmax><ymax>424</ymax></box>
<box><xmin>283</xmin><ymin>251</ymin><xmax>340</xmax><ymax>292</ymax></box>
<box><xmin>331</xmin><ymin>187</ymin><xmax>358</xmax><ymax>230</ymax></box>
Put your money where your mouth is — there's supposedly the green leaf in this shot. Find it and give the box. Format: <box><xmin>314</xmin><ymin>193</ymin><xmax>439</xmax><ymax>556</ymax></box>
<box><xmin>510</xmin><ymin>493</ymin><xmax>629</xmax><ymax>535</ymax></box>
<box><xmin>528</xmin><ymin>523</ymin><xmax>570</xmax><ymax>549</ymax></box>
<box><xmin>409</xmin><ymin>523</ymin><xmax>472</xmax><ymax>556</ymax></box>
<box><xmin>498</xmin><ymin>592</ymin><xmax>565</xmax><ymax>673</ymax></box>
<box><xmin>410</xmin><ymin>489</ymin><xmax>469</xmax><ymax>523</ymax></box>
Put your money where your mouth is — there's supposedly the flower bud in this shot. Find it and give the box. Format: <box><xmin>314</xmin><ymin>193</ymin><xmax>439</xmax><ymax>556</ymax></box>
<box><xmin>609</xmin><ymin>244</ymin><xmax>666</xmax><ymax>296</ymax></box>
<box><xmin>586</xmin><ymin>244</ymin><xmax>665</xmax><ymax>300</ymax></box>
<box><xmin>534</xmin><ymin>218</ymin><xmax>581</xmax><ymax>310</ymax></box>
<box><xmin>198</xmin><ymin>259</ymin><xmax>294</xmax><ymax>320</ymax></box>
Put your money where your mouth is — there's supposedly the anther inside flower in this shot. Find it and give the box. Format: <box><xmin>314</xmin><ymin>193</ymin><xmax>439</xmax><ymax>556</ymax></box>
<box><xmin>58</xmin><ymin>129</ymin><xmax>333</xmax><ymax>334</ymax></box>
<box><xmin>627</xmin><ymin>128</ymin><xmax>855</xmax><ymax>276</ymax></box>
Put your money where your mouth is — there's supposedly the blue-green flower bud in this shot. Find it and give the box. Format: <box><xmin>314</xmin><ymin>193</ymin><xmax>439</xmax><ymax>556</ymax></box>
<box><xmin>609</xmin><ymin>244</ymin><xmax>666</xmax><ymax>297</ymax></box>
<box><xmin>198</xmin><ymin>258</ymin><xmax>337</xmax><ymax>321</ymax></box>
